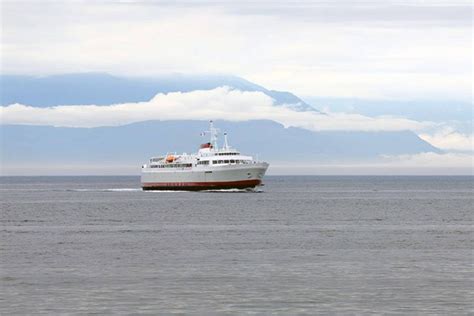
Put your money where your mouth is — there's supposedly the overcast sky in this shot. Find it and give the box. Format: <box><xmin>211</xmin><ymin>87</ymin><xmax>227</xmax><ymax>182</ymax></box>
<box><xmin>1</xmin><ymin>0</ymin><xmax>472</xmax><ymax>100</ymax></box>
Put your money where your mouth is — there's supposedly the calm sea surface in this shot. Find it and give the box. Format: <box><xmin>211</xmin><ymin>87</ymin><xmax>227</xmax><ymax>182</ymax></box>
<box><xmin>1</xmin><ymin>176</ymin><xmax>473</xmax><ymax>314</ymax></box>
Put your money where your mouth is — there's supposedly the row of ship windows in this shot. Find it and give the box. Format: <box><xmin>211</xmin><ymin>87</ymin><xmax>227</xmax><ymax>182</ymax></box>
<box><xmin>215</xmin><ymin>152</ymin><xmax>239</xmax><ymax>156</ymax></box>
<box><xmin>206</xmin><ymin>160</ymin><xmax>250</xmax><ymax>165</ymax></box>
<box><xmin>150</xmin><ymin>159</ymin><xmax>251</xmax><ymax>168</ymax></box>
<box><xmin>150</xmin><ymin>163</ymin><xmax>192</xmax><ymax>168</ymax></box>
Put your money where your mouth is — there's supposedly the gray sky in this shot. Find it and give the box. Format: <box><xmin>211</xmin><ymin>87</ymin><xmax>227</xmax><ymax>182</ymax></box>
<box><xmin>1</xmin><ymin>0</ymin><xmax>472</xmax><ymax>174</ymax></box>
<box><xmin>1</xmin><ymin>0</ymin><xmax>472</xmax><ymax>100</ymax></box>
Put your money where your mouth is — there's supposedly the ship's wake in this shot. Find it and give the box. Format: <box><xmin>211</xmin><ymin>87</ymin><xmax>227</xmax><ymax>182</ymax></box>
<box><xmin>202</xmin><ymin>188</ymin><xmax>263</xmax><ymax>193</ymax></box>
<box><xmin>67</xmin><ymin>188</ymin><xmax>143</xmax><ymax>192</ymax></box>
<box><xmin>66</xmin><ymin>187</ymin><xmax>263</xmax><ymax>193</ymax></box>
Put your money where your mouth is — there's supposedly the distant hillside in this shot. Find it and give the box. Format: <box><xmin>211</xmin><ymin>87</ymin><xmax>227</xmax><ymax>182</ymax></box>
<box><xmin>2</xmin><ymin>120</ymin><xmax>440</xmax><ymax>167</ymax></box>
<box><xmin>0</xmin><ymin>73</ymin><xmax>316</xmax><ymax>111</ymax></box>
<box><xmin>0</xmin><ymin>73</ymin><xmax>444</xmax><ymax>175</ymax></box>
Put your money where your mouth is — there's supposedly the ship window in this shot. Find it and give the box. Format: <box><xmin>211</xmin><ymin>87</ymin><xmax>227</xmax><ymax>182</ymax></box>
<box><xmin>230</xmin><ymin>160</ymin><xmax>235</xmax><ymax>163</ymax></box>
<box><xmin>218</xmin><ymin>160</ymin><xmax>223</xmax><ymax>164</ymax></box>
<box><xmin>224</xmin><ymin>160</ymin><xmax>229</xmax><ymax>163</ymax></box>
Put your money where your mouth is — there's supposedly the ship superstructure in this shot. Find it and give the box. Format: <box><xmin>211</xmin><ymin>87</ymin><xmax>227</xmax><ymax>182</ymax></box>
<box><xmin>141</xmin><ymin>121</ymin><xmax>269</xmax><ymax>190</ymax></box>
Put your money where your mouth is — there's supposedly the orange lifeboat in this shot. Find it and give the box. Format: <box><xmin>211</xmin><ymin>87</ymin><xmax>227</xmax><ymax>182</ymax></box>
<box><xmin>200</xmin><ymin>142</ymin><xmax>212</xmax><ymax>149</ymax></box>
<box><xmin>165</xmin><ymin>155</ymin><xmax>175</xmax><ymax>163</ymax></box>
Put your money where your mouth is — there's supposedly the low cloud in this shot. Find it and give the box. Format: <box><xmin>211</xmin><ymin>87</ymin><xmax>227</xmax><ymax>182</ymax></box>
<box><xmin>381</xmin><ymin>152</ymin><xmax>473</xmax><ymax>169</ymax></box>
<box><xmin>0</xmin><ymin>87</ymin><xmax>432</xmax><ymax>132</ymax></box>
<box><xmin>419</xmin><ymin>128</ymin><xmax>473</xmax><ymax>152</ymax></box>
<box><xmin>3</xmin><ymin>153</ymin><xmax>472</xmax><ymax>176</ymax></box>
<box><xmin>271</xmin><ymin>152</ymin><xmax>473</xmax><ymax>175</ymax></box>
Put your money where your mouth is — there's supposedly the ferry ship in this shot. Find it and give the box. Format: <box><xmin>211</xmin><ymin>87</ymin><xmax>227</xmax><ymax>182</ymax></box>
<box><xmin>141</xmin><ymin>121</ymin><xmax>269</xmax><ymax>190</ymax></box>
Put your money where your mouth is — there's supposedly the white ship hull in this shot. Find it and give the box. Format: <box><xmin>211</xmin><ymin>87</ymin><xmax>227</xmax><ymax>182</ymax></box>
<box><xmin>141</xmin><ymin>121</ymin><xmax>269</xmax><ymax>191</ymax></box>
<box><xmin>141</xmin><ymin>163</ymin><xmax>268</xmax><ymax>190</ymax></box>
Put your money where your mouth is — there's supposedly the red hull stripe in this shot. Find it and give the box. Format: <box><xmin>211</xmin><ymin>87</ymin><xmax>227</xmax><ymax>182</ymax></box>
<box><xmin>142</xmin><ymin>179</ymin><xmax>261</xmax><ymax>190</ymax></box>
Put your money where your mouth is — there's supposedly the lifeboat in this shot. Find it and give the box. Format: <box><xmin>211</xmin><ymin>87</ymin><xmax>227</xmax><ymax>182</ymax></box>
<box><xmin>165</xmin><ymin>155</ymin><xmax>175</xmax><ymax>163</ymax></box>
<box><xmin>200</xmin><ymin>142</ymin><xmax>212</xmax><ymax>149</ymax></box>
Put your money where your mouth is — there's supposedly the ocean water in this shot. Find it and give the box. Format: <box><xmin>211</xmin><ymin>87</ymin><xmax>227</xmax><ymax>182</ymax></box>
<box><xmin>1</xmin><ymin>176</ymin><xmax>472</xmax><ymax>314</ymax></box>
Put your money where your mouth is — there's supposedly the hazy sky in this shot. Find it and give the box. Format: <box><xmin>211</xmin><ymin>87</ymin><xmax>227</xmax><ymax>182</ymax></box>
<box><xmin>1</xmin><ymin>0</ymin><xmax>472</xmax><ymax>174</ymax></box>
<box><xmin>1</xmin><ymin>0</ymin><xmax>472</xmax><ymax>100</ymax></box>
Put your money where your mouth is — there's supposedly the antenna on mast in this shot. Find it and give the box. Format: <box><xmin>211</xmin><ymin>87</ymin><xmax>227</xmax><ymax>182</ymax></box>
<box><xmin>209</xmin><ymin>120</ymin><xmax>219</xmax><ymax>150</ymax></box>
<box><xmin>200</xmin><ymin>120</ymin><xmax>220</xmax><ymax>150</ymax></box>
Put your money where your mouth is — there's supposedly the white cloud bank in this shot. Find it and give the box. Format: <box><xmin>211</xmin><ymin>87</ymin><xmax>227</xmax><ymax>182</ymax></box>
<box><xmin>0</xmin><ymin>87</ymin><xmax>432</xmax><ymax>132</ymax></box>
<box><xmin>271</xmin><ymin>152</ymin><xmax>473</xmax><ymax>175</ymax></box>
<box><xmin>381</xmin><ymin>152</ymin><xmax>473</xmax><ymax>169</ymax></box>
<box><xmin>3</xmin><ymin>152</ymin><xmax>471</xmax><ymax>176</ymax></box>
<box><xmin>419</xmin><ymin>128</ymin><xmax>473</xmax><ymax>152</ymax></box>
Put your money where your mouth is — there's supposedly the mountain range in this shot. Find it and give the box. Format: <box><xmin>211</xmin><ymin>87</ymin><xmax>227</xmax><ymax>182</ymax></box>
<box><xmin>1</xmin><ymin>73</ymin><xmax>315</xmax><ymax>111</ymax></box>
<box><xmin>0</xmin><ymin>73</ymin><xmax>441</xmax><ymax>174</ymax></box>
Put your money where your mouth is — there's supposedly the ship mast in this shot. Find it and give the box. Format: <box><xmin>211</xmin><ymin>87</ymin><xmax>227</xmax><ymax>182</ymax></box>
<box><xmin>209</xmin><ymin>120</ymin><xmax>219</xmax><ymax>150</ymax></box>
<box><xmin>223</xmin><ymin>132</ymin><xmax>229</xmax><ymax>150</ymax></box>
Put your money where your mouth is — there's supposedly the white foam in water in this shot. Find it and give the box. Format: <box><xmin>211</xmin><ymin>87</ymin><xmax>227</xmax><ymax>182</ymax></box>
<box><xmin>69</xmin><ymin>188</ymin><xmax>142</xmax><ymax>192</ymax></box>
<box><xmin>204</xmin><ymin>188</ymin><xmax>263</xmax><ymax>193</ymax></box>
<box><xmin>143</xmin><ymin>190</ymin><xmax>191</xmax><ymax>193</ymax></box>
<box><xmin>69</xmin><ymin>188</ymin><xmax>261</xmax><ymax>193</ymax></box>
<box><xmin>104</xmin><ymin>188</ymin><xmax>142</xmax><ymax>192</ymax></box>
